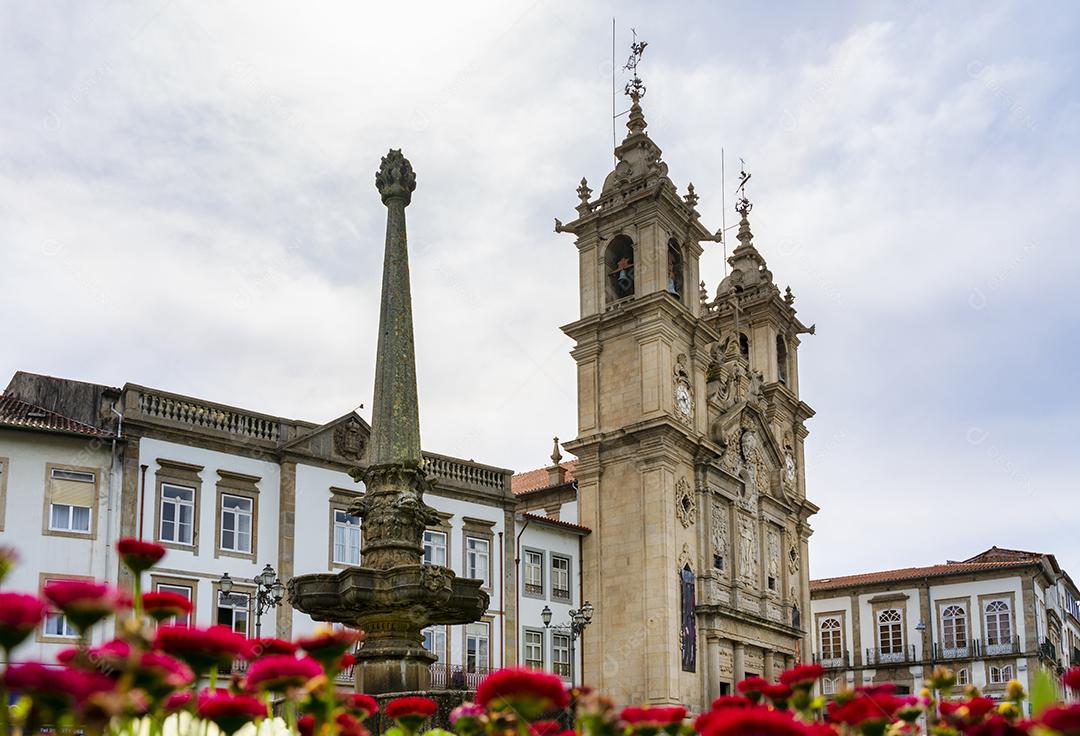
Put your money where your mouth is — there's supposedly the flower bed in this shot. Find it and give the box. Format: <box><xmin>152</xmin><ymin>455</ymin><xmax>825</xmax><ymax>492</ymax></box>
<box><xmin>1</xmin><ymin>541</ymin><xmax>1079</xmax><ymax>736</ymax></box>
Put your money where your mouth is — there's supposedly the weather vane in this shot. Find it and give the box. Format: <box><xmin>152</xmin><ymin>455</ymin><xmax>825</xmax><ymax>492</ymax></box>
<box><xmin>623</xmin><ymin>29</ymin><xmax>647</xmax><ymax>101</ymax></box>
<box><xmin>735</xmin><ymin>158</ymin><xmax>753</xmax><ymax>216</ymax></box>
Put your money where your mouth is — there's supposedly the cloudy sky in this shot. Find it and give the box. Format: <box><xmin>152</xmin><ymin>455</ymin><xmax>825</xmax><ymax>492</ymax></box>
<box><xmin>2</xmin><ymin>1</ymin><xmax>1077</xmax><ymax>579</ymax></box>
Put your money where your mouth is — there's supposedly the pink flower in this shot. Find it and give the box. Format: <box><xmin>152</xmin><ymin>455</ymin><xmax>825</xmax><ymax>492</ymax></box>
<box><xmin>0</xmin><ymin>592</ymin><xmax>47</xmax><ymax>652</ymax></box>
<box><xmin>779</xmin><ymin>663</ymin><xmax>825</xmax><ymax>689</ymax></box>
<box><xmin>244</xmin><ymin>655</ymin><xmax>323</xmax><ymax>693</ymax></box>
<box><xmin>296</xmin><ymin>626</ymin><xmax>364</xmax><ymax>669</ymax></box>
<box><xmin>197</xmin><ymin>692</ymin><xmax>267</xmax><ymax>736</ymax></box>
<box><xmin>117</xmin><ymin>538</ymin><xmax>167</xmax><ymax>574</ymax></box>
<box><xmin>155</xmin><ymin>624</ymin><xmax>254</xmax><ymax>674</ymax></box>
<box><xmin>142</xmin><ymin>591</ymin><xmax>193</xmax><ymax>623</ymax></box>
<box><xmin>386</xmin><ymin>696</ymin><xmax>438</xmax><ymax>731</ymax></box>
<box><xmin>135</xmin><ymin>651</ymin><xmax>195</xmax><ymax>697</ymax></box>
<box><xmin>1064</xmin><ymin>667</ymin><xmax>1080</xmax><ymax>693</ymax></box>
<box><xmin>250</xmin><ymin>637</ymin><xmax>297</xmax><ymax>658</ymax></box>
<box><xmin>43</xmin><ymin>580</ymin><xmax>124</xmax><ymax>633</ymax></box>
<box><xmin>344</xmin><ymin>693</ymin><xmax>379</xmax><ymax>719</ymax></box>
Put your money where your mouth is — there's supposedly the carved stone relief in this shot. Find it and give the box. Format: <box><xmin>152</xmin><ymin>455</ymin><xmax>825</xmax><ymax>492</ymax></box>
<box><xmin>334</xmin><ymin>419</ymin><xmax>366</xmax><ymax>460</ymax></box>
<box><xmin>767</xmin><ymin>528</ymin><xmax>780</xmax><ymax>582</ymax></box>
<box><xmin>737</xmin><ymin>515</ymin><xmax>758</xmax><ymax>584</ymax></box>
<box><xmin>711</xmin><ymin>497</ymin><xmax>729</xmax><ymax>574</ymax></box>
<box><xmin>675</xmin><ymin>477</ymin><xmax>696</xmax><ymax>528</ymax></box>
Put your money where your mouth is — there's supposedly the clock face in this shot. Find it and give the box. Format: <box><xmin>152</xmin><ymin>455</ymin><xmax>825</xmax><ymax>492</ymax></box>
<box><xmin>675</xmin><ymin>383</ymin><xmax>693</xmax><ymax>418</ymax></box>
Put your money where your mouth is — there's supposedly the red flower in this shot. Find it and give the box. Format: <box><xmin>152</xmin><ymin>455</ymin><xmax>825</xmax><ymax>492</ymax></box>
<box><xmin>779</xmin><ymin>663</ymin><xmax>825</xmax><ymax>689</ymax></box>
<box><xmin>531</xmin><ymin>720</ymin><xmax>564</xmax><ymax>736</ymax></box>
<box><xmin>828</xmin><ymin>692</ymin><xmax>904</xmax><ymax>730</ymax></box>
<box><xmin>163</xmin><ymin>690</ymin><xmax>193</xmax><ymax>712</ymax></box>
<box><xmin>340</xmin><ymin>652</ymin><xmax>357</xmax><ymax>669</ymax></box>
<box><xmin>386</xmin><ymin>696</ymin><xmax>438</xmax><ymax>730</ymax></box>
<box><xmin>710</xmin><ymin>695</ymin><xmax>752</xmax><ymax>710</ymax></box>
<box><xmin>967</xmin><ymin>716</ymin><xmax>1031</xmax><ymax>736</ymax></box>
<box><xmin>155</xmin><ymin>624</ymin><xmax>254</xmax><ymax>674</ymax></box>
<box><xmin>0</xmin><ymin>592</ymin><xmax>47</xmax><ymax>651</ymax></box>
<box><xmin>117</xmin><ymin>538</ymin><xmax>167</xmax><ymax>574</ymax></box>
<box><xmin>622</xmin><ymin>705</ymin><xmax>688</xmax><ymax>727</ymax></box>
<box><xmin>344</xmin><ymin>693</ymin><xmax>379</xmax><ymax>719</ymax></box>
<box><xmin>135</xmin><ymin>652</ymin><xmax>194</xmax><ymax>697</ymax></box>
<box><xmin>697</xmin><ymin>707</ymin><xmax>811</xmax><ymax>736</ymax></box>
<box><xmin>1041</xmin><ymin>704</ymin><xmax>1080</xmax><ymax>735</ymax></box>
<box><xmin>197</xmin><ymin>692</ymin><xmax>267</xmax><ymax>736</ymax></box>
<box><xmin>244</xmin><ymin>654</ymin><xmax>323</xmax><ymax>692</ymax></box>
<box><xmin>336</xmin><ymin>712</ymin><xmax>371</xmax><ymax>736</ymax></box>
<box><xmin>735</xmin><ymin>676</ymin><xmax>771</xmax><ymax>702</ymax></box>
<box><xmin>762</xmin><ymin>684</ymin><xmax>794</xmax><ymax>705</ymax></box>
<box><xmin>1064</xmin><ymin>667</ymin><xmax>1080</xmax><ymax>692</ymax></box>
<box><xmin>4</xmin><ymin>663</ymin><xmax>113</xmax><ymax>716</ymax></box>
<box><xmin>476</xmin><ymin>667</ymin><xmax>569</xmax><ymax>719</ymax></box>
<box><xmin>940</xmin><ymin>697</ymin><xmax>997</xmax><ymax>727</ymax></box>
<box><xmin>43</xmin><ymin>580</ymin><xmax>123</xmax><ymax>633</ymax></box>
<box><xmin>802</xmin><ymin>725</ymin><xmax>838</xmax><ymax>736</ymax></box>
<box><xmin>142</xmin><ymin>591</ymin><xmax>194</xmax><ymax>623</ymax></box>
<box><xmin>296</xmin><ymin>626</ymin><xmax>364</xmax><ymax>668</ymax></box>
<box><xmin>298</xmin><ymin>714</ymin><xmax>315</xmax><ymax>736</ymax></box>
<box><xmin>251</xmin><ymin>637</ymin><xmax>297</xmax><ymax>657</ymax></box>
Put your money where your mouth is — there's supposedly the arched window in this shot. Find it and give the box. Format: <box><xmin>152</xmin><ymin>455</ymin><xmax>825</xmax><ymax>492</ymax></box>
<box><xmin>984</xmin><ymin>599</ymin><xmax>1012</xmax><ymax>652</ymax></box>
<box><xmin>942</xmin><ymin>604</ymin><xmax>968</xmax><ymax>650</ymax></box>
<box><xmin>956</xmin><ymin>667</ymin><xmax>970</xmax><ymax>686</ymax></box>
<box><xmin>776</xmin><ymin>335</ymin><xmax>789</xmax><ymax>385</ymax></box>
<box><xmin>819</xmin><ymin>617</ymin><xmax>843</xmax><ymax>660</ymax></box>
<box><xmin>821</xmin><ymin>677</ymin><xmax>837</xmax><ymax>695</ymax></box>
<box><xmin>605</xmin><ymin>235</ymin><xmax>635</xmax><ymax>303</ymax></box>
<box><xmin>739</xmin><ymin>333</ymin><xmax>750</xmax><ymax>361</ymax></box>
<box><xmin>877</xmin><ymin>609</ymin><xmax>903</xmax><ymax>656</ymax></box>
<box><xmin>666</xmin><ymin>239</ymin><xmax>684</xmax><ymax>298</ymax></box>
<box><xmin>989</xmin><ymin>663</ymin><xmax>1014</xmax><ymax>684</ymax></box>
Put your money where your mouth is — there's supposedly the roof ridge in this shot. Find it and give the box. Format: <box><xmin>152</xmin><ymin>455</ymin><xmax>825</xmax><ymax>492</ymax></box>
<box><xmin>811</xmin><ymin>558</ymin><xmax>1038</xmax><ymax>591</ymax></box>
<box><xmin>0</xmin><ymin>393</ymin><xmax>112</xmax><ymax>437</ymax></box>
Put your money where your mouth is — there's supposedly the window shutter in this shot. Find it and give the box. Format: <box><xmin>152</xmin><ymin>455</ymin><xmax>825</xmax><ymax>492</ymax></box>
<box><xmin>50</xmin><ymin>476</ymin><xmax>96</xmax><ymax>507</ymax></box>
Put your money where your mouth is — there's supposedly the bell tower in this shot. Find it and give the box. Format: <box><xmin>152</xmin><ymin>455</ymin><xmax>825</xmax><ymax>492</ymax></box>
<box><xmin>558</xmin><ymin>42</ymin><xmax>818</xmax><ymax>710</ymax></box>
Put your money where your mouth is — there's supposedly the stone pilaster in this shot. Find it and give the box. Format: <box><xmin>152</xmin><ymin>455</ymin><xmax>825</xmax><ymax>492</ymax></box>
<box><xmin>733</xmin><ymin>641</ymin><xmax>746</xmax><ymax>681</ymax></box>
<box><xmin>276</xmin><ymin>460</ymin><xmax>296</xmax><ymax>637</ymax></box>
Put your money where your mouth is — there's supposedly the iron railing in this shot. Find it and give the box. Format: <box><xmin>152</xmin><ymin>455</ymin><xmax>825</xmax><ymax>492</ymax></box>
<box><xmin>429</xmin><ymin>664</ymin><xmax>491</xmax><ymax>691</ymax></box>
<box><xmin>865</xmin><ymin>645</ymin><xmax>916</xmax><ymax>665</ymax></box>
<box><xmin>813</xmin><ymin>650</ymin><xmax>850</xmax><ymax>669</ymax></box>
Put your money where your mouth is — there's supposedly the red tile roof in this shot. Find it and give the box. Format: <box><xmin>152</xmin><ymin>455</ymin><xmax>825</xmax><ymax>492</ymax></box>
<box><xmin>0</xmin><ymin>394</ymin><xmax>113</xmax><ymax>438</ymax></box>
<box><xmin>511</xmin><ymin>461</ymin><xmax>577</xmax><ymax>495</ymax></box>
<box><xmin>810</xmin><ymin>557</ymin><xmax>1042</xmax><ymax>593</ymax></box>
<box><xmin>522</xmin><ymin>511</ymin><xmax>591</xmax><ymax>534</ymax></box>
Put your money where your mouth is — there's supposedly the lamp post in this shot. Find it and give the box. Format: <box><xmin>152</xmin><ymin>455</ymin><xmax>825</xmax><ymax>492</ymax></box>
<box><xmin>218</xmin><ymin>565</ymin><xmax>285</xmax><ymax>639</ymax></box>
<box><xmin>542</xmin><ymin>600</ymin><xmax>594</xmax><ymax>685</ymax></box>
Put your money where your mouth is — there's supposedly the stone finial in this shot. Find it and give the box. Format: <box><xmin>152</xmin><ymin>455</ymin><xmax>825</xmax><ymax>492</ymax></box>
<box><xmin>375</xmin><ymin>149</ymin><xmax>417</xmax><ymax>206</ymax></box>
<box><xmin>577</xmin><ymin>178</ymin><xmax>592</xmax><ymax>205</ymax></box>
<box><xmin>699</xmin><ymin>280</ymin><xmax>708</xmax><ymax>305</ymax></box>
<box><xmin>550</xmin><ymin>436</ymin><xmax>563</xmax><ymax>465</ymax></box>
<box><xmin>547</xmin><ymin>436</ymin><xmax>566</xmax><ymax>486</ymax></box>
<box><xmin>684</xmin><ymin>182</ymin><xmax>699</xmax><ymax>209</ymax></box>
<box><xmin>784</xmin><ymin>286</ymin><xmax>795</xmax><ymax>305</ymax></box>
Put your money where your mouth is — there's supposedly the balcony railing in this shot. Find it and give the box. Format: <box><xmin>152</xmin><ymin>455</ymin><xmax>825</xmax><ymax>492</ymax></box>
<box><xmin>552</xmin><ymin>588</ymin><xmax>571</xmax><ymax>602</ymax></box>
<box><xmin>982</xmin><ymin>636</ymin><xmax>1021</xmax><ymax>657</ymax></box>
<box><xmin>813</xmin><ymin>651</ymin><xmax>850</xmax><ymax>670</ymax></box>
<box><xmin>935</xmin><ymin>642</ymin><xmax>973</xmax><ymax>660</ymax></box>
<box><xmin>429</xmin><ymin>664</ymin><xmax>491</xmax><ymax>690</ymax></box>
<box><xmin>865</xmin><ymin>645</ymin><xmax>916</xmax><ymax>665</ymax></box>
<box><xmin>524</xmin><ymin>583</ymin><xmax>543</xmax><ymax>596</ymax></box>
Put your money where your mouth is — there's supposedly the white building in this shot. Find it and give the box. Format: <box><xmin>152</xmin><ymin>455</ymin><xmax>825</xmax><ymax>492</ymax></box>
<box><xmin>0</xmin><ymin>371</ymin><xmax>587</xmax><ymax>688</ymax></box>
<box><xmin>809</xmin><ymin>547</ymin><xmax>1080</xmax><ymax>704</ymax></box>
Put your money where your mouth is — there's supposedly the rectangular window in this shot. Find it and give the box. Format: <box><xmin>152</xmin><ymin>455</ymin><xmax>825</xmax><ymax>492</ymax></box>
<box><xmin>217</xmin><ymin>590</ymin><xmax>250</xmax><ymax>635</ymax></box>
<box><xmin>422</xmin><ymin>626</ymin><xmax>447</xmax><ymax>663</ymax></box>
<box><xmin>551</xmin><ymin>555</ymin><xmax>571</xmax><ymax>601</ymax></box>
<box><xmin>553</xmin><ymin>633</ymin><xmax>572</xmax><ymax>679</ymax></box>
<box><xmin>423</xmin><ymin>530</ymin><xmax>447</xmax><ymax>566</ymax></box>
<box><xmin>160</xmin><ymin>484</ymin><xmax>195</xmax><ymax>545</ymax></box>
<box><xmin>41</xmin><ymin>577</ymin><xmax>79</xmax><ymax>639</ymax></box>
<box><xmin>466</xmin><ymin>622</ymin><xmax>490</xmax><ymax>672</ymax></box>
<box><xmin>333</xmin><ymin>509</ymin><xmax>362</xmax><ymax>565</ymax></box>
<box><xmin>466</xmin><ymin>537</ymin><xmax>490</xmax><ymax>586</ymax></box>
<box><xmin>219</xmin><ymin>494</ymin><xmax>253</xmax><ymax>553</ymax></box>
<box><xmin>524</xmin><ymin>550</ymin><xmax>544</xmax><ymax>596</ymax></box>
<box><xmin>524</xmin><ymin>629</ymin><xmax>544</xmax><ymax>669</ymax></box>
<box><xmin>48</xmin><ymin>467</ymin><xmax>95</xmax><ymax>534</ymax></box>
<box><xmin>989</xmin><ymin>664</ymin><xmax>1014</xmax><ymax>684</ymax></box>
<box><xmin>156</xmin><ymin>583</ymin><xmax>194</xmax><ymax>626</ymax></box>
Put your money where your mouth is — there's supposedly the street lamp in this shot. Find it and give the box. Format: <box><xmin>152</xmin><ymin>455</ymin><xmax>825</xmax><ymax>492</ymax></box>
<box><xmin>218</xmin><ymin>565</ymin><xmax>286</xmax><ymax>639</ymax></box>
<box><xmin>542</xmin><ymin>600</ymin><xmax>594</xmax><ymax>686</ymax></box>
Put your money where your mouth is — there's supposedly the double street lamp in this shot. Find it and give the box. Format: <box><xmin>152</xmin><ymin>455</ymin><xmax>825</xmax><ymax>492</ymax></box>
<box><xmin>219</xmin><ymin>564</ymin><xmax>286</xmax><ymax>639</ymax></box>
<box><xmin>541</xmin><ymin>601</ymin><xmax>594</xmax><ymax>685</ymax></box>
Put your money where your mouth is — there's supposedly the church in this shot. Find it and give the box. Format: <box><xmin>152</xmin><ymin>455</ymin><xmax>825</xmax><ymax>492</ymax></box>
<box><xmin>544</xmin><ymin>46</ymin><xmax>820</xmax><ymax>708</ymax></box>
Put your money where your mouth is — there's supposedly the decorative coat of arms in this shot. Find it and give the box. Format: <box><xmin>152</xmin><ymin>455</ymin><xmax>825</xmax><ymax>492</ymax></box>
<box><xmin>675</xmin><ymin>477</ymin><xmax>696</xmax><ymax>528</ymax></box>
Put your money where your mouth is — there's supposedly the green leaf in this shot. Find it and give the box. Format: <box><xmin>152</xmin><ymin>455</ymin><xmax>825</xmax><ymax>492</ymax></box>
<box><xmin>1030</xmin><ymin>667</ymin><xmax>1060</xmax><ymax>716</ymax></box>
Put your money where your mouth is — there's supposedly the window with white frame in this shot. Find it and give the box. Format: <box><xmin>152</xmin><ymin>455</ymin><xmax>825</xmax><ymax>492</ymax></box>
<box><xmin>942</xmin><ymin>604</ymin><xmax>969</xmax><ymax>650</ymax></box>
<box><xmin>877</xmin><ymin>609</ymin><xmax>903</xmax><ymax>655</ymax></box>
<box><xmin>219</xmin><ymin>494</ymin><xmax>253</xmax><ymax>553</ymax></box>
<box><xmin>819</xmin><ymin>617</ymin><xmax>843</xmax><ymax>660</ymax></box>
<box><xmin>553</xmin><ymin>633</ymin><xmax>572</xmax><ymax>679</ymax></box>
<box><xmin>956</xmin><ymin>667</ymin><xmax>970</xmax><ymax>686</ymax></box>
<box><xmin>551</xmin><ymin>555</ymin><xmax>571</xmax><ymax>601</ymax></box>
<box><xmin>217</xmin><ymin>590</ymin><xmax>249</xmax><ymax>635</ymax></box>
<box><xmin>48</xmin><ymin>468</ymin><xmax>96</xmax><ymax>534</ymax></box>
<box><xmin>156</xmin><ymin>582</ymin><xmax>194</xmax><ymax>626</ymax></box>
<box><xmin>423</xmin><ymin>530</ymin><xmax>447</xmax><ymax>566</ymax></box>
<box><xmin>333</xmin><ymin>509</ymin><xmax>362</xmax><ymax>565</ymax></box>
<box><xmin>422</xmin><ymin>626</ymin><xmax>446</xmax><ymax>663</ymax></box>
<box><xmin>42</xmin><ymin>578</ymin><xmax>78</xmax><ymax>638</ymax></box>
<box><xmin>524</xmin><ymin>629</ymin><xmax>544</xmax><ymax>669</ymax></box>
<box><xmin>160</xmin><ymin>484</ymin><xmax>195</xmax><ymax>545</ymax></box>
<box><xmin>524</xmin><ymin>550</ymin><xmax>544</xmax><ymax>596</ymax></box>
<box><xmin>984</xmin><ymin>600</ymin><xmax>1012</xmax><ymax>650</ymax></box>
<box><xmin>466</xmin><ymin>622</ymin><xmax>490</xmax><ymax>672</ymax></box>
<box><xmin>989</xmin><ymin>663</ymin><xmax>1014</xmax><ymax>684</ymax></box>
<box><xmin>466</xmin><ymin>537</ymin><xmax>490</xmax><ymax>586</ymax></box>
<box><xmin>821</xmin><ymin>677</ymin><xmax>837</xmax><ymax>695</ymax></box>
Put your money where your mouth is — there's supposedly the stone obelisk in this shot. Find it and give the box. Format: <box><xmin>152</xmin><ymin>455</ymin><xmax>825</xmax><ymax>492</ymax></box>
<box><xmin>287</xmin><ymin>150</ymin><xmax>488</xmax><ymax>695</ymax></box>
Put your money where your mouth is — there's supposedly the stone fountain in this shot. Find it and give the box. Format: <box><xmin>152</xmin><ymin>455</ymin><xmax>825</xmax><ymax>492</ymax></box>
<box><xmin>287</xmin><ymin>150</ymin><xmax>489</xmax><ymax>695</ymax></box>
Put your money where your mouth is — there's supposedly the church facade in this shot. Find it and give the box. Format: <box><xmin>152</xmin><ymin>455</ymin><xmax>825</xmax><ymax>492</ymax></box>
<box><xmin>556</xmin><ymin>83</ymin><xmax>819</xmax><ymax>709</ymax></box>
